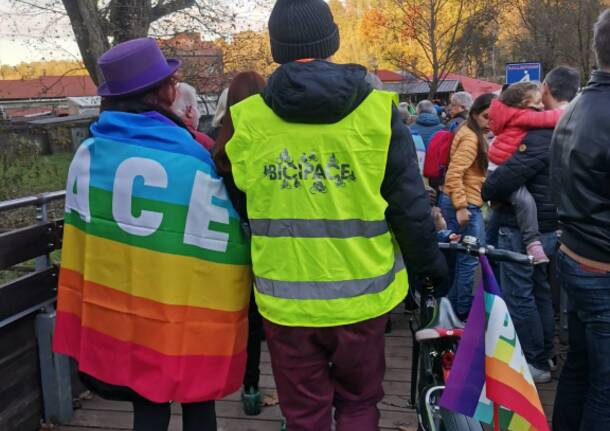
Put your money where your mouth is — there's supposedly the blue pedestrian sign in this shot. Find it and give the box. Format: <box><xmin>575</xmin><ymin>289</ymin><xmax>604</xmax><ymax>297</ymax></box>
<box><xmin>505</xmin><ymin>62</ymin><xmax>542</xmax><ymax>85</ymax></box>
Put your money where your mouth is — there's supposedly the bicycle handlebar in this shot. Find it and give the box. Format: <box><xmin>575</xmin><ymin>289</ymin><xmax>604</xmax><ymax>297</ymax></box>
<box><xmin>438</xmin><ymin>242</ymin><xmax>533</xmax><ymax>265</ymax></box>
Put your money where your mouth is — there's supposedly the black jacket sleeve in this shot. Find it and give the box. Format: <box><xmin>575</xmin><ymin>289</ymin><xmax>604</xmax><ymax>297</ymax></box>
<box><xmin>222</xmin><ymin>171</ymin><xmax>248</xmax><ymax>221</ymax></box>
<box><xmin>381</xmin><ymin>107</ymin><xmax>448</xmax><ymax>286</ymax></box>
<box><xmin>482</xmin><ymin>132</ymin><xmax>548</xmax><ymax>202</ymax></box>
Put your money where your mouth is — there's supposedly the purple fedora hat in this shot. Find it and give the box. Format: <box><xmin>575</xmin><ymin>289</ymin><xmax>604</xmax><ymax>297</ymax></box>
<box><xmin>97</xmin><ymin>37</ymin><xmax>181</xmax><ymax>97</ymax></box>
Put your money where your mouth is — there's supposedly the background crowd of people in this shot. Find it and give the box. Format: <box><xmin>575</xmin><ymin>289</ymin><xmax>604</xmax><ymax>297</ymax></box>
<box><xmin>52</xmin><ymin>1</ymin><xmax>610</xmax><ymax>430</ymax></box>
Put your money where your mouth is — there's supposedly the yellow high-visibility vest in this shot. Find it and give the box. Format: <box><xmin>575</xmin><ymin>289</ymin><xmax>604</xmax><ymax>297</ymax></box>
<box><xmin>226</xmin><ymin>90</ymin><xmax>408</xmax><ymax>327</ymax></box>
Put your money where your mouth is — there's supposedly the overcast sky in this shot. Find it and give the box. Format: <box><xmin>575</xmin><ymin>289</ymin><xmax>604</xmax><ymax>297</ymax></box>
<box><xmin>0</xmin><ymin>0</ymin><xmax>270</xmax><ymax>65</ymax></box>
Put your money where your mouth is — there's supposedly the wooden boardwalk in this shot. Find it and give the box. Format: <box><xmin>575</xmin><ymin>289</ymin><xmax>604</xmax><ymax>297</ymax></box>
<box><xmin>52</xmin><ymin>311</ymin><xmax>558</xmax><ymax>431</ymax></box>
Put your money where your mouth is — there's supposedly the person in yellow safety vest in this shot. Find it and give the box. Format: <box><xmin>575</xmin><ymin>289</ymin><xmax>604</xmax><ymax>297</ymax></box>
<box><xmin>224</xmin><ymin>1</ymin><xmax>449</xmax><ymax>429</ymax></box>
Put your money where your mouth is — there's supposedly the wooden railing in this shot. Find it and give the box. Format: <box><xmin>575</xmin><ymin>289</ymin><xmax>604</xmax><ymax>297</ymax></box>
<box><xmin>0</xmin><ymin>191</ymin><xmax>71</xmax><ymax>431</ymax></box>
<box><xmin>0</xmin><ymin>220</ymin><xmax>63</xmax><ymax>327</ymax></box>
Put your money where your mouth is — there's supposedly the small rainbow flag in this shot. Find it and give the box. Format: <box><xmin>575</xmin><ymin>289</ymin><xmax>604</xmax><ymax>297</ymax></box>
<box><xmin>440</xmin><ymin>256</ymin><xmax>550</xmax><ymax>431</ymax></box>
<box><xmin>53</xmin><ymin>111</ymin><xmax>252</xmax><ymax>403</ymax></box>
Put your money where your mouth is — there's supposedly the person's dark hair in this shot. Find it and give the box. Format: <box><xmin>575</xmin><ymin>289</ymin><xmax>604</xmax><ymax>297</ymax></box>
<box><xmin>594</xmin><ymin>9</ymin><xmax>610</xmax><ymax>69</ymax></box>
<box><xmin>544</xmin><ymin>66</ymin><xmax>580</xmax><ymax>102</ymax></box>
<box><xmin>212</xmin><ymin>71</ymin><xmax>267</xmax><ymax>174</ymax></box>
<box><xmin>465</xmin><ymin>93</ymin><xmax>496</xmax><ymax>172</ymax></box>
<box><xmin>100</xmin><ymin>75</ymin><xmax>187</xmax><ymax>129</ymax></box>
<box><xmin>500</xmin><ymin>81</ymin><xmax>540</xmax><ymax>107</ymax></box>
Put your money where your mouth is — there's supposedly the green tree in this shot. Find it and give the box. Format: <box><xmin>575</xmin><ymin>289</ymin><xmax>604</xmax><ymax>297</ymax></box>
<box><xmin>218</xmin><ymin>30</ymin><xmax>276</xmax><ymax>77</ymax></box>
<box><xmin>500</xmin><ymin>0</ymin><xmax>608</xmax><ymax>80</ymax></box>
<box><xmin>368</xmin><ymin>0</ymin><xmax>500</xmax><ymax>97</ymax></box>
<box><xmin>0</xmin><ymin>60</ymin><xmax>87</xmax><ymax>80</ymax></box>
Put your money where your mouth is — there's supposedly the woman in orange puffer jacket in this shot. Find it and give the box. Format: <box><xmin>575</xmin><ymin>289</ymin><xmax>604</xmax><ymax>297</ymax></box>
<box><xmin>440</xmin><ymin>93</ymin><xmax>496</xmax><ymax>319</ymax></box>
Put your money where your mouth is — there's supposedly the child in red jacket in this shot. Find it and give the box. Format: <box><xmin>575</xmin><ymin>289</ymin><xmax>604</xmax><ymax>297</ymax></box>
<box><xmin>488</xmin><ymin>82</ymin><xmax>563</xmax><ymax>263</ymax></box>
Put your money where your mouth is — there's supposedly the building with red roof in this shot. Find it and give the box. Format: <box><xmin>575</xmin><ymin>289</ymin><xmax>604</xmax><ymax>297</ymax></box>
<box><xmin>159</xmin><ymin>32</ymin><xmax>226</xmax><ymax>95</ymax></box>
<box><xmin>374</xmin><ymin>69</ymin><xmax>407</xmax><ymax>82</ymax></box>
<box><xmin>0</xmin><ymin>76</ymin><xmax>96</xmax><ymax>101</ymax></box>
<box><xmin>439</xmin><ymin>73</ymin><xmax>502</xmax><ymax>98</ymax></box>
<box><xmin>0</xmin><ymin>76</ymin><xmax>96</xmax><ymax>120</ymax></box>
<box><xmin>371</xmin><ymin>69</ymin><xmax>501</xmax><ymax>101</ymax></box>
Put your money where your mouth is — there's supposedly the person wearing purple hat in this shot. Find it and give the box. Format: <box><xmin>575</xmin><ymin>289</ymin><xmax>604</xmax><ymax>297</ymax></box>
<box><xmin>53</xmin><ymin>38</ymin><xmax>252</xmax><ymax>431</ymax></box>
<box><xmin>96</xmin><ymin>37</ymin><xmax>181</xmax><ymax>116</ymax></box>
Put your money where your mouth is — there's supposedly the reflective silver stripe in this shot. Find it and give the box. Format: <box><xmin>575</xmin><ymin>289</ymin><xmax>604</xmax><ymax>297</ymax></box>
<box><xmin>255</xmin><ymin>255</ymin><xmax>405</xmax><ymax>300</ymax></box>
<box><xmin>249</xmin><ymin>219</ymin><xmax>389</xmax><ymax>239</ymax></box>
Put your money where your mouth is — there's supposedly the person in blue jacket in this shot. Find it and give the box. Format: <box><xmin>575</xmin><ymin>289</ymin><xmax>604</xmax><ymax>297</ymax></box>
<box><xmin>411</xmin><ymin>100</ymin><xmax>445</xmax><ymax>148</ymax></box>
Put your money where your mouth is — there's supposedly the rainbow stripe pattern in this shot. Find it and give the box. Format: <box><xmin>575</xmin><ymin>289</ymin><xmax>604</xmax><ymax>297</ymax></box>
<box><xmin>53</xmin><ymin>111</ymin><xmax>252</xmax><ymax>403</ymax></box>
<box><xmin>440</xmin><ymin>256</ymin><xmax>550</xmax><ymax>431</ymax></box>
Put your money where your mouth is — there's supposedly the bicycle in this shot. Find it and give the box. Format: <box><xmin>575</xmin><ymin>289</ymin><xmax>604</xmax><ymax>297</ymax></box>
<box><xmin>408</xmin><ymin>236</ymin><xmax>533</xmax><ymax>431</ymax></box>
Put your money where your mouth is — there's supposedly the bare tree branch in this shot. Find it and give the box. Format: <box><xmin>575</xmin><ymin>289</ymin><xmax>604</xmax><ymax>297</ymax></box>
<box><xmin>61</xmin><ymin>0</ymin><xmax>110</xmax><ymax>84</ymax></box>
<box><xmin>375</xmin><ymin>0</ymin><xmax>500</xmax><ymax>96</ymax></box>
<box><xmin>13</xmin><ymin>0</ymin><xmax>65</xmax><ymax>15</ymax></box>
<box><xmin>7</xmin><ymin>0</ymin><xmax>263</xmax><ymax>88</ymax></box>
<box><xmin>151</xmin><ymin>0</ymin><xmax>196</xmax><ymax>21</ymax></box>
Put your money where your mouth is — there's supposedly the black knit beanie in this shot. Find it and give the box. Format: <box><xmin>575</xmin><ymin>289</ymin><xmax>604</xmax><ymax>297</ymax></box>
<box><xmin>268</xmin><ymin>0</ymin><xmax>340</xmax><ymax>64</ymax></box>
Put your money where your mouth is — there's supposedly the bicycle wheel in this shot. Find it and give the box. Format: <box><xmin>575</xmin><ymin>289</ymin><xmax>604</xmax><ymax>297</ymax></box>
<box><xmin>417</xmin><ymin>384</ymin><xmax>443</xmax><ymax>431</ymax></box>
<box><xmin>417</xmin><ymin>385</ymin><xmax>485</xmax><ymax>431</ymax></box>
<box><xmin>439</xmin><ymin>408</ymin><xmax>484</xmax><ymax>431</ymax></box>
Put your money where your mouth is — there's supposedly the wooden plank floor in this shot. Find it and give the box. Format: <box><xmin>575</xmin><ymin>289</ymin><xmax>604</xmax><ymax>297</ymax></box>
<box><xmin>52</xmin><ymin>311</ymin><xmax>558</xmax><ymax>431</ymax></box>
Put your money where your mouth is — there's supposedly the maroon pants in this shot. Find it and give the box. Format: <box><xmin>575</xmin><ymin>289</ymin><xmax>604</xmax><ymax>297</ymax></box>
<box><xmin>263</xmin><ymin>314</ymin><xmax>388</xmax><ymax>431</ymax></box>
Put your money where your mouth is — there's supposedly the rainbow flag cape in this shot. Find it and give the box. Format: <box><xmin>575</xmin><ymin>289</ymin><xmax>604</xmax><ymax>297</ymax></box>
<box><xmin>53</xmin><ymin>111</ymin><xmax>252</xmax><ymax>403</ymax></box>
<box><xmin>440</xmin><ymin>256</ymin><xmax>549</xmax><ymax>431</ymax></box>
